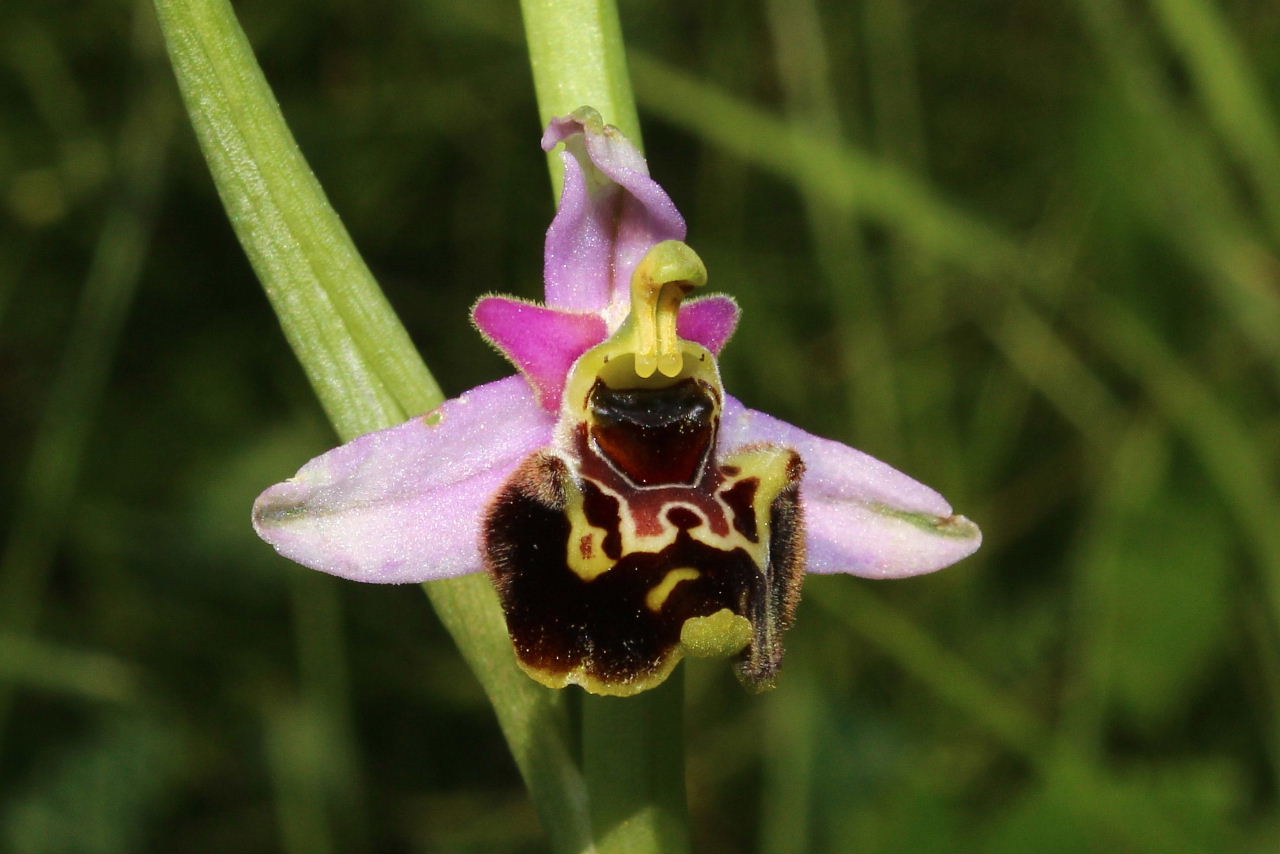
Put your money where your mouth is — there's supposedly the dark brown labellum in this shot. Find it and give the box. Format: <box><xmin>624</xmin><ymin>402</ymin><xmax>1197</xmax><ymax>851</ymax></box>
<box><xmin>483</xmin><ymin>439</ymin><xmax>805</xmax><ymax>695</ymax></box>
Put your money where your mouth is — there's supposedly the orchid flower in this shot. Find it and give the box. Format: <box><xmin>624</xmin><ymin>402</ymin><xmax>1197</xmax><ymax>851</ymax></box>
<box><xmin>253</xmin><ymin>108</ymin><xmax>981</xmax><ymax>697</ymax></box>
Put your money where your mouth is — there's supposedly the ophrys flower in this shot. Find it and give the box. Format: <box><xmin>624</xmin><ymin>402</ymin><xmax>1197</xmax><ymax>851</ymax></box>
<box><xmin>253</xmin><ymin>108</ymin><xmax>981</xmax><ymax>696</ymax></box>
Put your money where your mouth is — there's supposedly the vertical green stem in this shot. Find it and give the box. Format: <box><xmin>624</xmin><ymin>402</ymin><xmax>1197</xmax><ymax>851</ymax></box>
<box><xmin>153</xmin><ymin>0</ymin><xmax>441</xmax><ymax>435</ymax></box>
<box><xmin>519</xmin><ymin>0</ymin><xmax>641</xmax><ymax>198</ymax></box>
<box><xmin>581</xmin><ymin>682</ymin><xmax>690</xmax><ymax>854</ymax></box>
<box><xmin>153</xmin><ymin>0</ymin><xmax>593</xmax><ymax>849</ymax></box>
<box><xmin>519</xmin><ymin>3</ymin><xmax>689</xmax><ymax>853</ymax></box>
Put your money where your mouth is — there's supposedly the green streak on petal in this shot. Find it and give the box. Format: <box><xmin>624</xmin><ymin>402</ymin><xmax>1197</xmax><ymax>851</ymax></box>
<box><xmin>153</xmin><ymin>1</ymin><xmax>592</xmax><ymax>850</ymax></box>
<box><xmin>869</xmin><ymin>504</ymin><xmax>983</xmax><ymax>539</ymax></box>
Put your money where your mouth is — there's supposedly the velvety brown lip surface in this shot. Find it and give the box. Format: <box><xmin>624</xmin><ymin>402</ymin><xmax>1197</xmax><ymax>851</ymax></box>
<box><xmin>484</xmin><ymin>446</ymin><xmax>806</xmax><ymax>692</ymax></box>
<box><xmin>486</xmin><ymin>456</ymin><xmax>763</xmax><ymax>687</ymax></box>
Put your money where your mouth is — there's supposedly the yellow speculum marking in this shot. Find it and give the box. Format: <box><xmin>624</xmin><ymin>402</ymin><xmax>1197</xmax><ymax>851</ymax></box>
<box><xmin>564</xmin><ymin>485</ymin><xmax>615</xmax><ymax>581</ymax></box>
<box><xmin>564</xmin><ymin>446</ymin><xmax>795</xmax><ymax>585</ymax></box>
<box><xmin>645</xmin><ymin>568</ymin><xmax>701</xmax><ymax>612</ymax></box>
<box><xmin>717</xmin><ymin>445</ymin><xmax>798</xmax><ymax>566</ymax></box>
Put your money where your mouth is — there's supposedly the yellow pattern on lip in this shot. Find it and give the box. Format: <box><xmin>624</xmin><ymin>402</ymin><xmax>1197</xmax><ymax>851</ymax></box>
<box><xmin>645</xmin><ymin>567</ymin><xmax>701</xmax><ymax>611</ymax></box>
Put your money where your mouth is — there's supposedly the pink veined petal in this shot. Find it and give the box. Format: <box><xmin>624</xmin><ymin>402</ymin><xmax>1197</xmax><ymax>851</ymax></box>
<box><xmin>542</xmin><ymin>111</ymin><xmax>686</xmax><ymax>313</ymax></box>
<box><xmin>678</xmin><ymin>295</ymin><xmax>740</xmax><ymax>355</ymax></box>
<box><xmin>252</xmin><ymin>376</ymin><xmax>554</xmax><ymax>583</ymax></box>
<box><xmin>718</xmin><ymin>397</ymin><xmax>982</xmax><ymax>579</ymax></box>
<box><xmin>473</xmin><ymin>296</ymin><xmax>608</xmax><ymax>412</ymax></box>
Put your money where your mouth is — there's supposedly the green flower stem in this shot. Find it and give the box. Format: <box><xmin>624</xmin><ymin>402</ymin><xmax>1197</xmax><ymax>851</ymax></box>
<box><xmin>519</xmin><ymin>0</ymin><xmax>642</xmax><ymax>199</ymax></box>
<box><xmin>152</xmin><ymin>0</ymin><xmax>439</xmax><ymax>436</ymax></box>
<box><xmin>520</xmin><ymin>3</ymin><xmax>690</xmax><ymax>853</ymax></box>
<box><xmin>426</xmin><ymin>576</ymin><xmax>594</xmax><ymax>853</ymax></box>
<box><xmin>153</xmin><ymin>1</ymin><xmax>593</xmax><ymax>850</ymax></box>
<box><xmin>582</xmin><ymin>683</ymin><xmax>690</xmax><ymax>854</ymax></box>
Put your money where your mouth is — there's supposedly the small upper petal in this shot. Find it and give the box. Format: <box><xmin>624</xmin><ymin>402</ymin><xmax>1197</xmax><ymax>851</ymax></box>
<box><xmin>542</xmin><ymin>110</ymin><xmax>685</xmax><ymax>316</ymax></box>
<box><xmin>473</xmin><ymin>296</ymin><xmax>608</xmax><ymax>412</ymax></box>
<box><xmin>252</xmin><ymin>376</ymin><xmax>554</xmax><ymax>583</ymax></box>
<box><xmin>473</xmin><ymin>293</ymin><xmax>737</xmax><ymax>411</ymax></box>
<box><xmin>718</xmin><ymin>397</ymin><xmax>981</xmax><ymax>578</ymax></box>
<box><xmin>677</xmin><ymin>295</ymin><xmax>739</xmax><ymax>355</ymax></box>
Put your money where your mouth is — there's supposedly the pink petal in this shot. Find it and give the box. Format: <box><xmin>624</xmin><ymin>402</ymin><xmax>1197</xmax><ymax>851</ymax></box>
<box><xmin>718</xmin><ymin>397</ymin><xmax>981</xmax><ymax>578</ymax></box>
<box><xmin>541</xmin><ymin>154</ymin><xmax>617</xmax><ymax>312</ymax></box>
<box><xmin>473</xmin><ymin>296</ymin><xmax>608</xmax><ymax>412</ymax></box>
<box><xmin>678</xmin><ymin>295</ymin><xmax>740</xmax><ymax>354</ymax></box>
<box><xmin>542</xmin><ymin>111</ymin><xmax>686</xmax><ymax>313</ymax></box>
<box><xmin>252</xmin><ymin>376</ymin><xmax>554</xmax><ymax>583</ymax></box>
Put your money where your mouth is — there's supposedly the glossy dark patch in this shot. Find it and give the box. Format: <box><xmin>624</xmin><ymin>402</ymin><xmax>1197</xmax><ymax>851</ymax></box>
<box><xmin>588</xmin><ymin>378</ymin><xmax>715</xmax><ymax>486</ymax></box>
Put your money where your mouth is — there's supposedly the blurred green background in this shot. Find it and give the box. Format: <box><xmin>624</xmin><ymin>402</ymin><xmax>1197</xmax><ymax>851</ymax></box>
<box><xmin>3</xmin><ymin>0</ymin><xmax>1279</xmax><ymax>851</ymax></box>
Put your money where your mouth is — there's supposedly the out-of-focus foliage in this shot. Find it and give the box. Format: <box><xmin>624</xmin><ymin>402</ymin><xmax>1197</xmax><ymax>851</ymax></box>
<box><xmin>2</xmin><ymin>0</ymin><xmax>1278</xmax><ymax>851</ymax></box>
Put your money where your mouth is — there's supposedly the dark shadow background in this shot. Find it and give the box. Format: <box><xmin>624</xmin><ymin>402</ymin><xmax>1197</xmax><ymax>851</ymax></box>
<box><xmin>2</xmin><ymin>0</ymin><xmax>1278</xmax><ymax>851</ymax></box>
